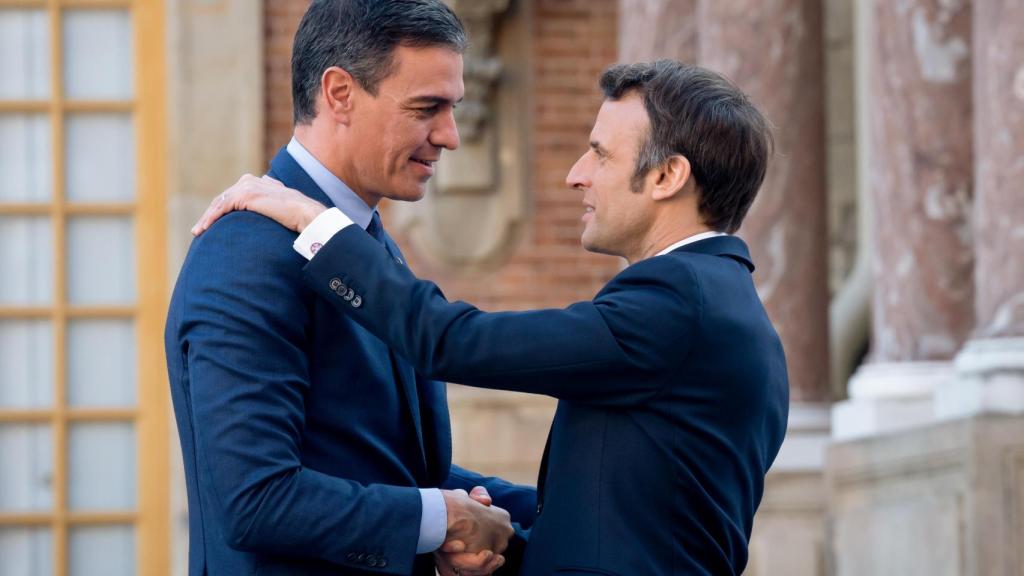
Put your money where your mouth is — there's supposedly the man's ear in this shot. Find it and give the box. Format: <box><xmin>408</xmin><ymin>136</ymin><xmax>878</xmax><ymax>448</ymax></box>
<box><xmin>651</xmin><ymin>155</ymin><xmax>693</xmax><ymax>201</ymax></box>
<box><xmin>320</xmin><ymin>66</ymin><xmax>357</xmax><ymax>125</ymax></box>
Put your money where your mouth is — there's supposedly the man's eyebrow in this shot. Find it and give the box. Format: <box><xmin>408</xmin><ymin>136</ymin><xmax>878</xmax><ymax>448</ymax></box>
<box><xmin>407</xmin><ymin>95</ymin><xmax>464</xmax><ymax>106</ymax></box>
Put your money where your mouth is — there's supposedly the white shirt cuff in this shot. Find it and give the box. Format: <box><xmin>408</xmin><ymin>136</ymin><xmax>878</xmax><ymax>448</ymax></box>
<box><xmin>416</xmin><ymin>488</ymin><xmax>448</xmax><ymax>554</ymax></box>
<box><xmin>292</xmin><ymin>207</ymin><xmax>354</xmax><ymax>261</ymax></box>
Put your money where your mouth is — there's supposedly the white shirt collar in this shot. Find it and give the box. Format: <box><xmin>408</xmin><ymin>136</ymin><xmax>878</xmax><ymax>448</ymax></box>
<box><xmin>655</xmin><ymin>231</ymin><xmax>728</xmax><ymax>256</ymax></box>
<box><xmin>286</xmin><ymin>137</ymin><xmax>376</xmax><ymax>230</ymax></box>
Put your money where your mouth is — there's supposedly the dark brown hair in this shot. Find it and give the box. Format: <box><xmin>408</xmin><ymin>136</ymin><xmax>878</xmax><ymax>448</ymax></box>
<box><xmin>291</xmin><ymin>0</ymin><xmax>467</xmax><ymax>125</ymax></box>
<box><xmin>600</xmin><ymin>60</ymin><xmax>774</xmax><ymax>234</ymax></box>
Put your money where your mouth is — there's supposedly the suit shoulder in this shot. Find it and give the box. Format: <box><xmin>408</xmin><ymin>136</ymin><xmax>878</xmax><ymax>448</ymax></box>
<box><xmin>609</xmin><ymin>254</ymin><xmax>701</xmax><ymax>292</ymax></box>
<box><xmin>597</xmin><ymin>256</ymin><xmax>704</xmax><ymax>323</ymax></box>
<box><xmin>173</xmin><ymin>211</ymin><xmax>309</xmax><ymax>311</ymax></box>
<box><xmin>186</xmin><ymin>211</ymin><xmax>303</xmax><ymax>268</ymax></box>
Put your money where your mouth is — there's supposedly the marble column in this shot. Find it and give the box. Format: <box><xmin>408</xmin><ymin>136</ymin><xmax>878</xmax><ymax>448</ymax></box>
<box><xmin>834</xmin><ymin>0</ymin><xmax>973</xmax><ymax>439</ymax></box>
<box><xmin>618</xmin><ymin>0</ymin><xmax>697</xmax><ymax>64</ymax></box>
<box><xmin>696</xmin><ymin>3</ymin><xmax>829</xmax><ymax>575</ymax></box>
<box><xmin>868</xmin><ymin>0</ymin><xmax>974</xmax><ymax>363</ymax></box>
<box><xmin>698</xmin><ymin>0</ymin><xmax>830</xmax><ymax>405</ymax></box>
<box><xmin>936</xmin><ymin>0</ymin><xmax>1024</xmax><ymax>417</ymax></box>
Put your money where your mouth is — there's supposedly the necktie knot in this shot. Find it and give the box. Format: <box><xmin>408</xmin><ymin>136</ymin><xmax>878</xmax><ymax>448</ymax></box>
<box><xmin>366</xmin><ymin>211</ymin><xmax>385</xmax><ymax>245</ymax></box>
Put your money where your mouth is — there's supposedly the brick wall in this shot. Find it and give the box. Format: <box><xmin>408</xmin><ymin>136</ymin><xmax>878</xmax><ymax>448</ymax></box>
<box><xmin>264</xmin><ymin>0</ymin><xmax>620</xmax><ymax>483</ymax></box>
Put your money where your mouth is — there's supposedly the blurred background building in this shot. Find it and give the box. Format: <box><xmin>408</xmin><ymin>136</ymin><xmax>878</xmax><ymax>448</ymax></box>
<box><xmin>0</xmin><ymin>0</ymin><xmax>1021</xmax><ymax>574</ymax></box>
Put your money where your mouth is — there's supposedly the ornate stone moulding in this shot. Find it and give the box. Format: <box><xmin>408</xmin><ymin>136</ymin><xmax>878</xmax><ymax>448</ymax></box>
<box><xmin>390</xmin><ymin>0</ymin><xmax>529</xmax><ymax>271</ymax></box>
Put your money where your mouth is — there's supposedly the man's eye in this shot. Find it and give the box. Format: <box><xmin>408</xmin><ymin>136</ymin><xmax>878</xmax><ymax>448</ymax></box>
<box><xmin>416</xmin><ymin>107</ymin><xmax>439</xmax><ymax>116</ymax></box>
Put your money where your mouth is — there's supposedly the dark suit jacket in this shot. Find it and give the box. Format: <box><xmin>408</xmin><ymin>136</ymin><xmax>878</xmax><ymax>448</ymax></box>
<box><xmin>300</xmin><ymin>226</ymin><xmax>789</xmax><ymax>575</ymax></box>
<box><xmin>165</xmin><ymin>148</ymin><xmax>535</xmax><ymax>576</ymax></box>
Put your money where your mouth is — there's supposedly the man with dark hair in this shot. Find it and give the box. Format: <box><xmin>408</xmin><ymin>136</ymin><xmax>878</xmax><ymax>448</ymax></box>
<box><xmin>166</xmin><ymin>1</ymin><xmax>534</xmax><ymax>575</ymax></box>
<box><xmin>200</xmin><ymin>58</ymin><xmax>789</xmax><ymax>575</ymax></box>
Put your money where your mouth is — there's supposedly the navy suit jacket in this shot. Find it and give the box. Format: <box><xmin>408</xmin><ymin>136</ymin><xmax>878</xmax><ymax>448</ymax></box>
<box><xmin>300</xmin><ymin>226</ymin><xmax>789</xmax><ymax>575</ymax></box>
<box><xmin>165</xmin><ymin>148</ymin><xmax>535</xmax><ymax>576</ymax></box>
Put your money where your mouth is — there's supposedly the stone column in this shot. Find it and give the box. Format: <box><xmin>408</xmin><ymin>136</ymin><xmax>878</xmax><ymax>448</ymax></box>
<box><xmin>697</xmin><ymin>3</ymin><xmax>829</xmax><ymax>575</ymax></box>
<box><xmin>169</xmin><ymin>2</ymin><xmax>265</xmax><ymax>574</ymax></box>
<box><xmin>936</xmin><ymin>0</ymin><xmax>1024</xmax><ymax>417</ymax></box>
<box><xmin>618</xmin><ymin>0</ymin><xmax>697</xmax><ymax>64</ymax></box>
<box><xmin>699</xmin><ymin>0</ymin><xmax>830</xmax><ymax>406</ymax></box>
<box><xmin>834</xmin><ymin>0</ymin><xmax>973</xmax><ymax>440</ymax></box>
<box><xmin>622</xmin><ymin>1</ymin><xmax>832</xmax><ymax>405</ymax></box>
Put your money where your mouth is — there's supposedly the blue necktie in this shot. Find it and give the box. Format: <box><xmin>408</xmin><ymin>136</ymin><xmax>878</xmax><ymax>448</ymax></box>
<box><xmin>365</xmin><ymin>211</ymin><xmax>385</xmax><ymax>245</ymax></box>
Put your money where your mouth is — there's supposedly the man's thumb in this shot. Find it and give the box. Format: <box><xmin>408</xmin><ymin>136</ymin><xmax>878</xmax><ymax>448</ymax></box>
<box><xmin>469</xmin><ymin>486</ymin><xmax>492</xmax><ymax>506</ymax></box>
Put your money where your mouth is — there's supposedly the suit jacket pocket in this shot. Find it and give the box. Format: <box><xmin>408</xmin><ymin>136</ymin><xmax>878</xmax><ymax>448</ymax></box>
<box><xmin>555</xmin><ymin>567</ymin><xmax>623</xmax><ymax>576</ymax></box>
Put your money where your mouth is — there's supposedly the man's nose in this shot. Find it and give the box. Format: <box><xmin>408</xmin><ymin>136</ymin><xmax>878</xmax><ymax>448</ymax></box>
<box><xmin>431</xmin><ymin>109</ymin><xmax>461</xmax><ymax>151</ymax></box>
<box><xmin>566</xmin><ymin>153</ymin><xmax>589</xmax><ymax>189</ymax></box>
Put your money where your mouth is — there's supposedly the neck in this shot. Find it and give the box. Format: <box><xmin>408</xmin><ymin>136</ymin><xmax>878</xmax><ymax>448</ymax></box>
<box><xmin>626</xmin><ymin>218</ymin><xmax>713</xmax><ymax>265</ymax></box>
<box><xmin>293</xmin><ymin>123</ymin><xmax>381</xmax><ymax>208</ymax></box>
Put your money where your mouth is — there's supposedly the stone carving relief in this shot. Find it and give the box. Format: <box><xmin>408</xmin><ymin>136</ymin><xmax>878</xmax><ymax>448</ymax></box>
<box><xmin>389</xmin><ymin>0</ymin><xmax>529</xmax><ymax>270</ymax></box>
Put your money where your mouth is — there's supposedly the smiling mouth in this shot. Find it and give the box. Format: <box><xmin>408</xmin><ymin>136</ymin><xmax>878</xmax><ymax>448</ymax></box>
<box><xmin>411</xmin><ymin>158</ymin><xmax>435</xmax><ymax>167</ymax></box>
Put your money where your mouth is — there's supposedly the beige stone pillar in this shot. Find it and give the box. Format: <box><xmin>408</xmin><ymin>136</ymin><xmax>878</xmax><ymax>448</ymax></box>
<box><xmin>696</xmin><ymin>3</ymin><xmax>829</xmax><ymax>575</ymax></box>
<box><xmin>937</xmin><ymin>0</ymin><xmax>1024</xmax><ymax>417</ymax></box>
<box><xmin>834</xmin><ymin>0</ymin><xmax>973</xmax><ymax>440</ymax></box>
<box><xmin>618</xmin><ymin>0</ymin><xmax>697</xmax><ymax>63</ymax></box>
<box><xmin>167</xmin><ymin>2</ymin><xmax>265</xmax><ymax>575</ymax></box>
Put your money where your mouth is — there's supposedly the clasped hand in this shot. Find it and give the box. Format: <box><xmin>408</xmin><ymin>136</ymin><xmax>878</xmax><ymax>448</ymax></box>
<box><xmin>437</xmin><ymin>487</ymin><xmax>514</xmax><ymax>576</ymax></box>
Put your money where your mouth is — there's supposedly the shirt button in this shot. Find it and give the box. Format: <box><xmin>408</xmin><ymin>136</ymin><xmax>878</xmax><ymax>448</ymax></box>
<box><xmin>352</xmin><ymin>295</ymin><xmax>363</xmax><ymax>308</ymax></box>
<box><xmin>343</xmin><ymin>288</ymin><xmax>355</xmax><ymax>301</ymax></box>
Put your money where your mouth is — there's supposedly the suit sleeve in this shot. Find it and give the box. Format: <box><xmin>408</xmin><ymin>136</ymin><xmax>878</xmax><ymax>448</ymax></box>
<box><xmin>443</xmin><ymin>465</ymin><xmax>537</xmax><ymax>529</ymax></box>
<box><xmin>175</xmin><ymin>213</ymin><xmax>422</xmax><ymax>573</ymax></box>
<box><xmin>302</xmin><ymin>226</ymin><xmax>702</xmax><ymax>406</ymax></box>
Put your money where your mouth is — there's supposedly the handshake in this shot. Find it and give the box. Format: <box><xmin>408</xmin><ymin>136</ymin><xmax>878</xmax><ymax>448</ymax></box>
<box><xmin>438</xmin><ymin>487</ymin><xmax>516</xmax><ymax>576</ymax></box>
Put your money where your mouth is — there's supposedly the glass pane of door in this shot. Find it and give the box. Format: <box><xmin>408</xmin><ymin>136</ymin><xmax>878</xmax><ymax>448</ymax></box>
<box><xmin>68</xmin><ymin>422</ymin><xmax>136</xmax><ymax>511</ymax></box>
<box><xmin>0</xmin><ymin>424</ymin><xmax>53</xmax><ymax>512</ymax></box>
<box><xmin>65</xmin><ymin>113</ymin><xmax>135</xmax><ymax>202</ymax></box>
<box><xmin>0</xmin><ymin>320</ymin><xmax>54</xmax><ymax>409</ymax></box>
<box><xmin>66</xmin><ymin>217</ymin><xmax>136</xmax><ymax>306</ymax></box>
<box><xmin>0</xmin><ymin>217</ymin><xmax>53</xmax><ymax>306</ymax></box>
<box><xmin>0</xmin><ymin>114</ymin><xmax>51</xmax><ymax>203</ymax></box>
<box><xmin>0</xmin><ymin>9</ymin><xmax>49</xmax><ymax>100</ymax></box>
<box><xmin>62</xmin><ymin>10</ymin><xmax>132</xmax><ymax>100</ymax></box>
<box><xmin>0</xmin><ymin>527</ymin><xmax>54</xmax><ymax>576</ymax></box>
<box><xmin>68</xmin><ymin>319</ymin><xmax>136</xmax><ymax>408</ymax></box>
<box><xmin>69</xmin><ymin>525</ymin><xmax>134</xmax><ymax>576</ymax></box>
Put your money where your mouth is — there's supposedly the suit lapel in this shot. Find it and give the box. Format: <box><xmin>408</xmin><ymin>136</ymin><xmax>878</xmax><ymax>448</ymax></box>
<box><xmin>418</xmin><ymin>379</ymin><xmax>452</xmax><ymax>486</ymax></box>
<box><xmin>377</xmin><ymin>231</ymin><xmax>430</xmax><ymax>476</ymax></box>
<box><xmin>268</xmin><ymin>146</ymin><xmax>435</xmax><ymax>479</ymax></box>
